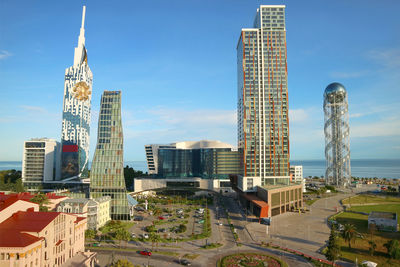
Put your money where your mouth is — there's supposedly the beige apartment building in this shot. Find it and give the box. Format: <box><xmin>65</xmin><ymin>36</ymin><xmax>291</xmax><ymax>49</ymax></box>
<box><xmin>0</xmin><ymin>201</ymin><xmax>90</xmax><ymax>267</ymax></box>
<box><xmin>57</xmin><ymin>196</ymin><xmax>111</xmax><ymax>230</ymax></box>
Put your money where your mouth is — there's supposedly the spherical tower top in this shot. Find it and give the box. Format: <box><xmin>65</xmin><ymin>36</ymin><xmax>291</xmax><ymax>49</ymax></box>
<box><xmin>324</xmin><ymin>82</ymin><xmax>347</xmax><ymax>104</ymax></box>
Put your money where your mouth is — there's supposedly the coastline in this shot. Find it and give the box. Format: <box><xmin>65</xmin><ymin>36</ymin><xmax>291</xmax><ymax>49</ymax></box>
<box><xmin>1</xmin><ymin>159</ymin><xmax>399</xmax><ymax>179</ymax></box>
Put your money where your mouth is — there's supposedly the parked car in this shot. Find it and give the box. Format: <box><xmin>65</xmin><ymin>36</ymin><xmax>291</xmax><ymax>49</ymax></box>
<box><xmin>197</xmin><ymin>219</ymin><xmax>205</xmax><ymax>224</ymax></box>
<box><xmin>179</xmin><ymin>259</ymin><xmax>191</xmax><ymax>266</ymax></box>
<box><xmin>158</xmin><ymin>216</ymin><xmax>165</xmax><ymax>220</ymax></box>
<box><xmin>140</xmin><ymin>250</ymin><xmax>152</xmax><ymax>256</ymax></box>
<box><xmin>91</xmin><ymin>243</ymin><xmax>101</xmax><ymax>247</ymax></box>
<box><xmin>131</xmin><ymin>233</ymin><xmax>136</xmax><ymax>238</ymax></box>
<box><xmin>217</xmin><ymin>222</ymin><xmax>223</xmax><ymax>226</ymax></box>
<box><xmin>158</xmin><ymin>228</ymin><xmax>167</xmax><ymax>233</ymax></box>
<box><xmin>143</xmin><ymin>233</ymin><xmax>149</xmax><ymax>239</ymax></box>
<box><xmin>134</xmin><ymin>216</ymin><xmax>144</xmax><ymax>221</ymax></box>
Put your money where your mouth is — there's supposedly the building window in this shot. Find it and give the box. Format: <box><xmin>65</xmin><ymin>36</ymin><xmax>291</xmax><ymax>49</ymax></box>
<box><xmin>247</xmin><ymin>178</ymin><xmax>253</xmax><ymax>189</ymax></box>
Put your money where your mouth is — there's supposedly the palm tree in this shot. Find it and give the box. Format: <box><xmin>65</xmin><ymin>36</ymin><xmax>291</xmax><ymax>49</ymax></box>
<box><xmin>368</xmin><ymin>240</ymin><xmax>377</xmax><ymax>256</ymax></box>
<box><xmin>384</xmin><ymin>239</ymin><xmax>400</xmax><ymax>259</ymax></box>
<box><xmin>149</xmin><ymin>233</ymin><xmax>161</xmax><ymax>251</ymax></box>
<box><xmin>342</xmin><ymin>224</ymin><xmax>357</xmax><ymax>249</ymax></box>
<box><xmin>115</xmin><ymin>228</ymin><xmax>130</xmax><ymax>248</ymax></box>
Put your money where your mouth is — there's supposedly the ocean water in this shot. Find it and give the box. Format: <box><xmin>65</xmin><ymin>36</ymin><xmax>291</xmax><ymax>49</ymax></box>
<box><xmin>291</xmin><ymin>159</ymin><xmax>400</xmax><ymax>179</ymax></box>
<box><xmin>1</xmin><ymin>159</ymin><xmax>399</xmax><ymax>179</ymax></box>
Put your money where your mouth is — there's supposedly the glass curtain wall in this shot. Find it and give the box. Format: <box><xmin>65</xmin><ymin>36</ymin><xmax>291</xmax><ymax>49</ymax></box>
<box><xmin>90</xmin><ymin>91</ymin><xmax>130</xmax><ymax>220</ymax></box>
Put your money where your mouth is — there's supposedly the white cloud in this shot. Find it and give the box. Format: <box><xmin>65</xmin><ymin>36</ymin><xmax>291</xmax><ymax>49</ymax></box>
<box><xmin>123</xmin><ymin>107</ymin><xmax>237</xmax><ymax>147</ymax></box>
<box><xmin>329</xmin><ymin>70</ymin><xmax>368</xmax><ymax>79</ymax></box>
<box><xmin>148</xmin><ymin>108</ymin><xmax>236</xmax><ymax>127</ymax></box>
<box><xmin>20</xmin><ymin>105</ymin><xmax>47</xmax><ymax>113</ymax></box>
<box><xmin>367</xmin><ymin>48</ymin><xmax>400</xmax><ymax>68</ymax></box>
<box><xmin>0</xmin><ymin>50</ymin><xmax>12</xmax><ymax>60</ymax></box>
<box><xmin>351</xmin><ymin>116</ymin><xmax>400</xmax><ymax>138</ymax></box>
<box><xmin>289</xmin><ymin>108</ymin><xmax>309</xmax><ymax>123</ymax></box>
<box><xmin>350</xmin><ymin>113</ymin><xmax>363</xmax><ymax>118</ymax></box>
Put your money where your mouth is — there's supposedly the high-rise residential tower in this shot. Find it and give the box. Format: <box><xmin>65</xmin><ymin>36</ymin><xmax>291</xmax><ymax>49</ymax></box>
<box><xmin>90</xmin><ymin>91</ymin><xmax>130</xmax><ymax>220</ymax></box>
<box><xmin>324</xmin><ymin>82</ymin><xmax>351</xmax><ymax>187</ymax></box>
<box><xmin>237</xmin><ymin>5</ymin><xmax>290</xmax><ymax>191</ymax></box>
<box><xmin>61</xmin><ymin>6</ymin><xmax>93</xmax><ymax>179</ymax></box>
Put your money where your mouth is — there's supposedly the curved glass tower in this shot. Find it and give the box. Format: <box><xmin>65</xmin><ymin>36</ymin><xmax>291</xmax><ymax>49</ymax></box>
<box><xmin>90</xmin><ymin>91</ymin><xmax>130</xmax><ymax>220</ymax></box>
<box><xmin>324</xmin><ymin>82</ymin><xmax>351</xmax><ymax>187</ymax></box>
<box><xmin>61</xmin><ymin>6</ymin><xmax>93</xmax><ymax>179</ymax></box>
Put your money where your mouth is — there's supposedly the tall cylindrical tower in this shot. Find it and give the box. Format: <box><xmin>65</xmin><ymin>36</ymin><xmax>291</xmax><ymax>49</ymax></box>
<box><xmin>324</xmin><ymin>82</ymin><xmax>351</xmax><ymax>187</ymax></box>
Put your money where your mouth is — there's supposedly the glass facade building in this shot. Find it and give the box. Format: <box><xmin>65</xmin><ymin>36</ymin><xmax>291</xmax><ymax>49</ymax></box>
<box><xmin>90</xmin><ymin>91</ymin><xmax>130</xmax><ymax>220</ymax></box>
<box><xmin>61</xmin><ymin>6</ymin><xmax>93</xmax><ymax>179</ymax></box>
<box><xmin>158</xmin><ymin>148</ymin><xmax>240</xmax><ymax>179</ymax></box>
<box><xmin>237</xmin><ymin>5</ymin><xmax>290</xmax><ymax>187</ymax></box>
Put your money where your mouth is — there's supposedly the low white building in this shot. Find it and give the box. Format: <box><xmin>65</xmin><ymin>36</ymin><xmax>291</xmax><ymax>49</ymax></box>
<box><xmin>22</xmin><ymin>138</ymin><xmax>61</xmax><ymax>189</ymax></box>
<box><xmin>133</xmin><ymin>177</ymin><xmax>234</xmax><ymax>194</ymax></box>
<box><xmin>290</xmin><ymin>165</ymin><xmax>305</xmax><ymax>192</ymax></box>
<box><xmin>368</xmin><ymin>211</ymin><xmax>398</xmax><ymax>232</ymax></box>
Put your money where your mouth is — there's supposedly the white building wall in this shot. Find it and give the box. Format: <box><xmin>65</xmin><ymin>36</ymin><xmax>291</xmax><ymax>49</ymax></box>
<box><xmin>22</xmin><ymin>138</ymin><xmax>60</xmax><ymax>183</ymax></box>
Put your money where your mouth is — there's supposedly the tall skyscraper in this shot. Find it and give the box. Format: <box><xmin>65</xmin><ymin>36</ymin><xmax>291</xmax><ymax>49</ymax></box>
<box><xmin>324</xmin><ymin>82</ymin><xmax>351</xmax><ymax>187</ymax></box>
<box><xmin>61</xmin><ymin>6</ymin><xmax>93</xmax><ymax>179</ymax></box>
<box><xmin>237</xmin><ymin>5</ymin><xmax>290</xmax><ymax>190</ymax></box>
<box><xmin>90</xmin><ymin>91</ymin><xmax>130</xmax><ymax>220</ymax></box>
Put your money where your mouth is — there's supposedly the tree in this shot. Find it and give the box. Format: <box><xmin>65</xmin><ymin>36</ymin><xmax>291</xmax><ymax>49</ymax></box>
<box><xmin>326</xmin><ymin>226</ymin><xmax>341</xmax><ymax>263</ymax></box>
<box><xmin>115</xmin><ymin>228</ymin><xmax>130</xmax><ymax>248</ymax></box>
<box><xmin>85</xmin><ymin>229</ymin><xmax>96</xmax><ymax>240</ymax></box>
<box><xmin>14</xmin><ymin>178</ymin><xmax>25</xmax><ymax>192</ymax></box>
<box><xmin>110</xmin><ymin>259</ymin><xmax>135</xmax><ymax>267</ymax></box>
<box><xmin>123</xmin><ymin>165</ymin><xmax>150</xmax><ymax>191</ymax></box>
<box><xmin>30</xmin><ymin>193</ymin><xmax>50</xmax><ymax>211</ymax></box>
<box><xmin>341</xmin><ymin>224</ymin><xmax>357</xmax><ymax>249</ymax></box>
<box><xmin>368</xmin><ymin>240</ymin><xmax>377</xmax><ymax>256</ymax></box>
<box><xmin>384</xmin><ymin>239</ymin><xmax>400</xmax><ymax>260</ymax></box>
<box><xmin>149</xmin><ymin>232</ymin><xmax>161</xmax><ymax>251</ymax></box>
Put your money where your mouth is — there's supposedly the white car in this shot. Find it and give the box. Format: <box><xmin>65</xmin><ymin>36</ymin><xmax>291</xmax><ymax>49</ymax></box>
<box><xmin>218</xmin><ymin>222</ymin><xmax>223</xmax><ymax>226</ymax></box>
<box><xmin>143</xmin><ymin>234</ymin><xmax>149</xmax><ymax>239</ymax></box>
<box><xmin>131</xmin><ymin>233</ymin><xmax>136</xmax><ymax>238</ymax></box>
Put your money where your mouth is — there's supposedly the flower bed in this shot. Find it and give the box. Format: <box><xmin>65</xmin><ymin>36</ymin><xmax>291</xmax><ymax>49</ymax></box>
<box><xmin>220</xmin><ymin>253</ymin><xmax>287</xmax><ymax>267</ymax></box>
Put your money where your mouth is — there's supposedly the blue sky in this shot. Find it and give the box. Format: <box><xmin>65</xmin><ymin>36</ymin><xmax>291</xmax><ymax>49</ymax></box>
<box><xmin>0</xmin><ymin>0</ymin><xmax>399</xmax><ymax>161</ymax></box>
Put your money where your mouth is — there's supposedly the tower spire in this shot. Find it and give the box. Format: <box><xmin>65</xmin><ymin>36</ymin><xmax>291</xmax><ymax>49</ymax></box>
<box><xmin>74</xmin><ymin>6</ymin><xmax>87</xmax><ymax>66</ymax></box>
<box><xmin>81</xmin><ymin>6</ymin><xmax>86</xmax><ymax>29</ymax></box>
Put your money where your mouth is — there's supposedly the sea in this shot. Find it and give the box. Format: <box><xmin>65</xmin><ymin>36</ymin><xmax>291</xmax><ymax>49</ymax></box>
<box><xmin>1</xmin><ymin>159</ymin><xmax>399</xmax><ymax>179</ymax></box>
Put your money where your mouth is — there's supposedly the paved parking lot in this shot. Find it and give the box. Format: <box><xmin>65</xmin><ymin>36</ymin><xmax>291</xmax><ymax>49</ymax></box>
<box><xmin>128</xmin><ymin>202</ymin><xmax>208</xmax><ymax>242</ymax></box>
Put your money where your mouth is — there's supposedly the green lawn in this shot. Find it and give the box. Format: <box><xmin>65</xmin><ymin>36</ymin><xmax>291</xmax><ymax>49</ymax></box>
<box><xmin>349</xmin><ymin>204</ymin><xmax>400</xmax><ymax>224</ymax></box>
<box><xmin>342</xmin><ymin>194</ymin><xmax>400</xmax><ymax>205</ymax></box>
<box><xmin>335</xmin><ymin>211</ymin><xmax>369</xmax><ymax>232</ymax></box>
<box><xmin>334</xmin><ymin>209</ymin><xmax>400</xmax><ymax>267</ymax></box>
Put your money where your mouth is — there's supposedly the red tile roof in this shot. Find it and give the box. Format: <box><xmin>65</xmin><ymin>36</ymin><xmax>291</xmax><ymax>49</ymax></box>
<box><xmin>0</xmin><ymin>197</ymin><xmax>38</xmax><ymax>211</ymax></box>
<box><xmin>0</xmin><ymin>229</ymin><xmax>42</xmax><ymax>247</ymax></box>
<box><xmin>0</xmin><ymin>211</ymin><xmax>60</xmax><ymax>232</ymax></box>
<box><xmin>0</xmin><ymin>192</ymin><xmax>67</xmax><ymax>202</ymax></box>
<box><xmin>75</xmin><ymin>217</ymin><xmax>86</xmax><ymax>223</ymax></box>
